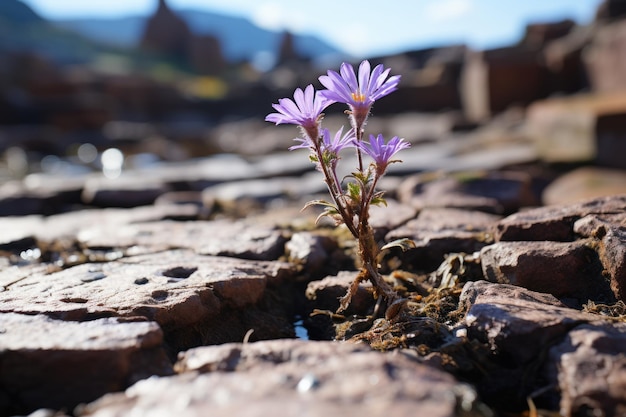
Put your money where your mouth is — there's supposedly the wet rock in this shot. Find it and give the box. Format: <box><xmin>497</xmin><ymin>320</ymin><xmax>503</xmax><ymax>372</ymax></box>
<box><xmin>495</xmin><ymin>194</ymin><xmax>626</xmax><ymax>242</ymax></box>
<box><xmin>480</xmin><ymin>240</ymin><xmax>611</xmax><ymax>301</ymax></box>
<box><xmin>78</xmin><ymin>219</ymin><xmax>287</xmax><ymax>261</ymax></box>
<box><xmin>0</xmin><ymin>312</ymin><xmax>172</xmax><ymax>416</ymax></box>
<box><xmin>386</xmin><ymin>207</ymin><xmax>500</xmax><ymax>272</ymax></box>
<box><xmin>0</xmin><ymin>250</ymin><xmax>296</xmax><ymax>350</ymax></box>
<box><xmin>79</xmin><ymin>339</ymin><xmax>484</xmax><ymax>417</ymax></box>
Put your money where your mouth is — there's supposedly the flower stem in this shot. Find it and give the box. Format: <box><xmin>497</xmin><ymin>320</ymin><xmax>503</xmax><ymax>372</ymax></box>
<box><xmin>313</xmin><ymin>142</ymin><xmax>358</xmax><ymax>238</ymax></box>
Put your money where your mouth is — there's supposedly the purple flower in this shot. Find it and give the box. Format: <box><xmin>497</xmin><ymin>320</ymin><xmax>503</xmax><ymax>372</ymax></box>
<box><xmin>319</xmin><ymin>60</ymin><xmax>400</xmax><ymax>128</ymax></box>
<box><xmin>358</xmin><ymin>134</ymin><xmax>410</xmax><ymax>173</ymax></box>
<box><xmin>320</xmin><ymin>126</ymin><xmax>356</xmax><ymax>154</ymax></box>
<box><xmin>289</xmin><ymin>126</ymin><xmax>355</xmax><ymax>154</ymax></box>
<box><xmin>266</xmin><ymin>84</ymin><xmax>332</xmax><ymax>140</ymax></box>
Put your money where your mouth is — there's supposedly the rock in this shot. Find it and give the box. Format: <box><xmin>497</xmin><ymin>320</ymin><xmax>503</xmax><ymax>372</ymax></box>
<box><xmin>595</xmin><ymin>112</ymin><xmax>626</xmax><ymax>169</ymax></box>
<box><xmin>204</xmin><ymin>174</ymin><xmax>326</xmax><ymax>210</ymax></box>
<box><xmin>212</xmin><ymin>120</ymin><xmax>304</xmax><ymax>155</ymax></box>
<box><xmin>140</xmin><ymin>0</ymin><xmax>191</xmax><ymax>59</ymax></box>
<box><xmin>397</xmin><ymin>171</ymin><xmax>537</xmax><ymax>214</ymax></box>
<box><xmin>77</xmin><ymin>219</ymin><xmax>287</xmax><ymax>261</ymax></box>
<box><xmin>81</xmin><ymin>174</ymin><xmax>171</xmax><ymax>208</ymax></box>
<box><xmin>542</xmin><ymin>166</ymin><xmax>626</xmax><ymax>205</ymax></box>
<box><xmin>386</xmin><ymin>207</ymin><xmax>500</xmax><ymax>272</ymax></box>
<box><xmin>0</xmin><ymin>250</ymin><xmax>296</xmax><ymax>350</ymax></box>
<box><xmin>0</xmin><ymin>204</ymin><xmax>201</xmax><ymax>263</ymax></box>
<box><xmin>0</xmin><ymin>312</ymin><xmax>172</xmax><ymax>416</ymax></box>
<box><xmin>495</xmin><ymin>194</ymin><xmax>626</xmax><ymax>242</ymax></box>
<box><xmin>480</xmin><ymin>240</ymin><xmax>611</xmax><ymax>301</ymax></box>
<box><xmin>584</xmin><ymin>20</ymin><xmax>626</xmax><ymax>93</ymax></box>
<box><xmin>520</xmin><ymin>20</ymin><xmax>575</xmax><ymax>49</ymax></box>
<box><xmin>544</xmin><ymin>26</ymin><xmax>593</xmax><ymax>94</ymax></box>
<box><xmin>79</xmin><ymin>339</ymin><xmax>484</xmax><ymax>417</ymax></box>
<box><xmin>574</xmin><ymin>214</ymin><xmax>626</xmax><ymax>300</ymax></box>
<box><xmin>368</xmin><ymin>198</ymin><xmax>417</xmax><ymax>240</ymax></box>
<box><xmin>305</xmin><ymin>271</ymin><xmax>375</xmax><ymax>316</ymax></box>
<box><xmin>459</xmin><ymin>280</ymin><xmax>625</xmax><ymax>412</ymax></box>
<box><xmin>285</xmin><ymin>232</ymin><xmax>338</xmax><ymax>279</ymax></box>
<box><xmin>0</xmin><ymin>181</ymin><xmax>73</xmax><ymax>216</ymax></box>
<box><xmin>461</xmin><ymin>47</ymin><xmax>548</xmax><ymax>122</ymax></box>
<box><xmin>546</xmin><ymin>324</ymin><xmax>626</xmax><ymax>416</ymax></box>
<box><xmin>526</xmin><ymin>91</ymin><xmax>626</xmax><ymax>166</ymax></box>
<box><xmin>187</xmin><ymin>34</ymin><xmax>226</xmax><ymax>75</ymax></box>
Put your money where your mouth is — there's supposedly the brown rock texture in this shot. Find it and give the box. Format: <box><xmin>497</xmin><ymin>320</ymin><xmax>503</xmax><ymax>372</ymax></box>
<box><xmin>459</xmin><ymin>280</ymin><xmax>626</xmax><ymax>413</ymax></box>
<box><xmin>79</xmin><ymin>339</ymin><xmax>482</xmax><ymax>417</ymax></box>
<box><xmin>480</xmin><ymin>240</ymin><xmax>609</xmax><ymax>300</ymax></box>
<box><xmin>0</xmin><ymin>313</ymin><xmax>172</xmax><ymax>415</ymax></box>
<box><xmin>0</xmin><ymin>250</ymin><xmax>296</xmax><ymax>349</ymax></box>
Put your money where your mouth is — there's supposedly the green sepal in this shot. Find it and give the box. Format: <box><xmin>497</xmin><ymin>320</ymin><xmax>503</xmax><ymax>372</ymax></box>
<box><xmin>370</xmin><ymin>191</ymin><xmax>387</xmax><ymax>207</ymax></box>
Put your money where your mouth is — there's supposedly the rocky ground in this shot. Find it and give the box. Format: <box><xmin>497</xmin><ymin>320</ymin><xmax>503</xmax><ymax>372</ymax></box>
<box><xmin>1</xmin><ymin>113</ymin><xmax>626</xmax><ymax>417</ymax></box>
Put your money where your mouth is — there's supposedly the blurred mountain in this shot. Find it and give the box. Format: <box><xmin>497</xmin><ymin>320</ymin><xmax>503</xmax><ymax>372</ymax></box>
<box><xmin>52</xmin><ymin>8</ymin><xmax>347</xmax><ymax>64</ymax></box>
<box><xmin>0</xmin><ymin>0</ymin><xmax>105</xmax><ymax>64</ymax></box>
<box><xmin>0</xmin><ymin>0</ymin><xmax>42</xmax><ymax>24</ymax></box>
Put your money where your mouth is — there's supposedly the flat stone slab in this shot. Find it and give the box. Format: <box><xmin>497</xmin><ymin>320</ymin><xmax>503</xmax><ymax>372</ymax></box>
<box><xmin>77</xmin><ymin>219</ymin><xmax>287</xmax><ymax>261</ymax></box>
<box><xmin>0</xmin><ymin>250</ymin><xmax>296</xmax><ymax>346</ymax></box>
<box><xmin>0</xmin><ymin>313</ymin><xmax>172</xmax><ymax>416</ymax></box>
<box><xmin>0</xmin><ymin>204</ymin><xmax>201</xmax><ymax>251</ymax></box>
<box><xmin>79</xmin><ymin>339</ymin><xmax>483</xmax><ymax>417</ymax></box>
<box><xmin>397</xmin><ymin>171</ymin><xmax>538</xmax><ymax>214</ymax></box>
<box><xmin>495</xmin><ymin>194</ymin><xmax>626</xmax><ymax>242</ymax></box>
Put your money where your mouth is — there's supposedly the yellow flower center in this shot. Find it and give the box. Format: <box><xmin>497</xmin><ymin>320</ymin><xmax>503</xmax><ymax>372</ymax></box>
<box><xmin>351</xmin><ymin>92</ymin><xmax>366</xmax><ymax>103</ymax></box>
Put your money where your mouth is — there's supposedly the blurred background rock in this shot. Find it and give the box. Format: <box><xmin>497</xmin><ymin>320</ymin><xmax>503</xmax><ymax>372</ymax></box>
<box><xmin>0</xmin><ymin>0</ymin><xmax>625</xmax><ymax>203</ymax></box>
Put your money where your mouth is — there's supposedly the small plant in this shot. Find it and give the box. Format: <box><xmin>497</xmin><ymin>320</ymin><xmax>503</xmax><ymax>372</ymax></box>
<box><xmin>266</xmin><ymin>60</ymin><xmax>412</xmax><ymax>314</ymax></box>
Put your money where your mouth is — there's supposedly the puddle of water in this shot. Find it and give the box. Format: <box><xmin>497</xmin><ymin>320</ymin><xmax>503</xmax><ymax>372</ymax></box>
<box><xmin>293</xmin><ymin>317</ymin><xmax>309</xmax><ymax>340</ymax></box>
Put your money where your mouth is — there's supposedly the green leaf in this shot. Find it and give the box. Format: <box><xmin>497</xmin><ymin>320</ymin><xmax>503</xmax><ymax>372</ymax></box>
<box><xmin>346</xmin><ymin>182</ymin><xmax>360</xmax><ymax>200</ymax></box>
<box><xmin>370</xmin><ymin>196</ymin><xmax>388</xmax><ymax>207</ymax></box>
<box><xmin>380</xmin><ymin>238</ymin><xmax>416</xmax><ymax>252</ymax></box>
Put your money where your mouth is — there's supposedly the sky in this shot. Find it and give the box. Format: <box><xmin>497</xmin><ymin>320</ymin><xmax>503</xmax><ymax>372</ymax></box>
<box><xmin>21</xmin><ymin>0</ymin><xmax>604</xmax><ymax>57</ymax></box>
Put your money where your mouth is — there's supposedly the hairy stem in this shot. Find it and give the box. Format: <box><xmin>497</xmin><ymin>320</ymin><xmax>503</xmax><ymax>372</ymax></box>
<box><xmin>314</xmin><ymin>143</ymin><xmax>358</xmax><ymax>238</ymax></box>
